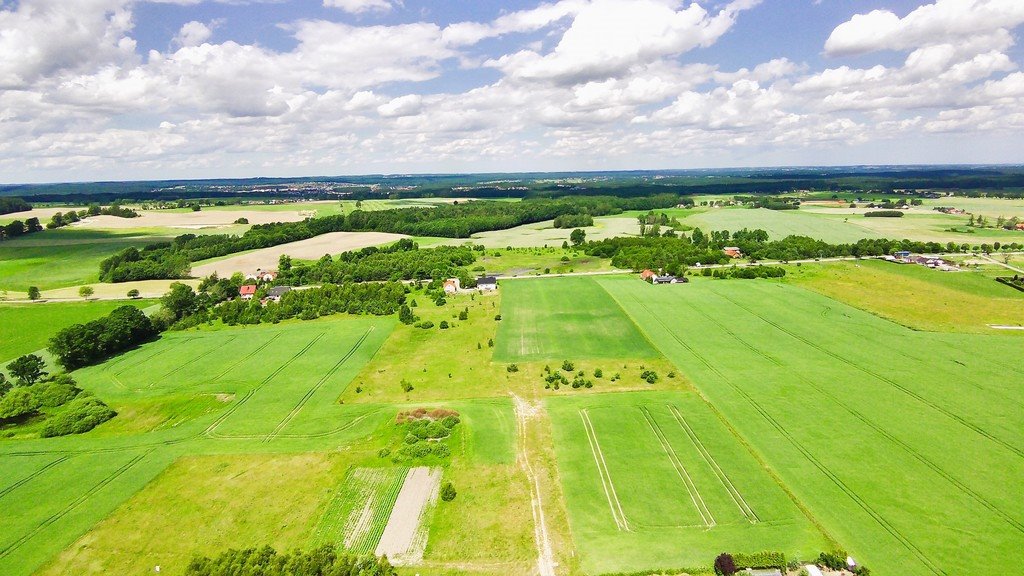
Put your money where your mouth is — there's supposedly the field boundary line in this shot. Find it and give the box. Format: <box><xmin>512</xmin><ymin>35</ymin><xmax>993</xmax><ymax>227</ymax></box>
<box><xmin>639</xmin><ymin>406</ymin><xmax>714</xmax><ymax>527</ymax></box>
<box><xmin>264</xmin><ymin>326</ymin><xmax>375</xmax><ymax>443</ymax></box>
<box><xmin>204</xmin><ymin>332</ymin><xmax>327</xmax><ymax>438</ymax></box>
<box><xmin>0</xmin><ymin>450</ymin><xmax>151</xmax><ymax>559</ymax></box>
<box><xmin>623</xmin><ymin>292</ymin><xmax>946</xmax><ymax>576</ymax></box>
<box><xmin>579</xmin><ymin>409</ymin><xmax>630</xmax><ymax>531</ymax></box>
<box><xmin>687</xmin><ymin>293</ymin><xmax>1024</xmax><ymax>535</ymax></box>
<box><xmin>666</xmin><ymin>404</ymin><xmax>758</xmax><ymax>523</ymax></box>
<box><xmin>716</xmin><ymin>288</ymin><xmax>1024</xmax><ymax>461</ymax></box>
<box><xmin>0</xmin><ymin>455</ymin><xmax>71</xmax><ymax>500</ymax></box>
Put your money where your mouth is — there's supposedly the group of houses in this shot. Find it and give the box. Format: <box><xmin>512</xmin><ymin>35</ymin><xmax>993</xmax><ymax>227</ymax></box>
<box><xmin>884</xmin><ymin>251</ymin><xmax>960</xmax><ymax>271</ymax></box>
<box><xmin>640</xmin><ymin>269</ymin><xmax>688</xmax><ymax>284</ymax></box>
<box><xmin>239</xmin><ymin>269</ymin><xmax>292</xmax><ymax>303</ymax></box>
<box><xmin>443</xmin><ymin>276</ymin><xmax>499</xmax><ymax>294</ymax></box>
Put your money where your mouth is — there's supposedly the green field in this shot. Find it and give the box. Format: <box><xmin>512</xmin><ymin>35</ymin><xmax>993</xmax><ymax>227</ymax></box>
<box><xmin>494</xmin><ymin>276</ymin><xmax>658</xmax><ymax>362</ymax></box>
<box><xmin>548</xmin><ymin>390</ymin><xmax>830</xmax><ymax>574</ymax></box>
<box><xmin>596</xmin><ymin>276</ymin><xmax>1024</xmax><ymax>575</ymax></box>
<box><xmin>0</xmin><ymin>230</ymin><xmax>171</xmax><ymax>292</ymax></box>
<box><xmin>682</xmin><ymin>207</ymin><xmax>880</xmax><ymax>243</ymax></box>
<box><xmin>0</xmin><ymin>300</ymin><xmax>155</xmax><ymax>364</ymax></box>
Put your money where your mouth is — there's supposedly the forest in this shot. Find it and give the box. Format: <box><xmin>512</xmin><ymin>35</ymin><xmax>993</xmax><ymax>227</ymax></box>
<box><xmin>0</xmin><ymin>196</ymin><xmax>31</xmax><ymax>215</ymax></box>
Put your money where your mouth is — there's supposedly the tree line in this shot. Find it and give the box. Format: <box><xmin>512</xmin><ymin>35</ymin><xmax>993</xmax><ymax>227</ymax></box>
<box><xmin>97</xmin><ymin>195</ymin><xmax>680</xmax><ymax>282</ymax></box>
<box><xmin>48</xmin><ymin>306</ymin><xmax>157</xmax><ymax>371</ymax></box>
<box><xmin>0</xmin><ymin>196</ymin><xmax>31</xmax><ymax>215</ymax></box>
<box><xmin>279</xmin><ymin>239</ymin><xmax>478</xmax><ymax>285</ymax></box>
<box><xmin>185</xmin><ymin>545</ymin><xmax>397</xmax><ymax>576</ymax></box>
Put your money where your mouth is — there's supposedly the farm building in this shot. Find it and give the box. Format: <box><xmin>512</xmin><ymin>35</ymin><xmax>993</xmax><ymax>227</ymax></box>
<box><xmin>723</xmin><ymin>246</ymin><xmax>742</xmax><ymax>258</ymax></box>
<box><xmin>443</xmin><ymin>278</ymin><xmax>461</xmax><ymax>294</ymax></box>
<box><xmin>239</xmin><ymin>285</ymin><xmax>257</xmax><ymax>300</ymax></box>
<box><xmin>1017</xmin><ymin>222</ymin><xmax>1024</xmax><ymax>231</ymax></box>
<box><xmin>652</xmin><ymin>275</ymin><xmax>686</xmax><ymax>284</ymax></box>
<box><xmin>640</xmin><ymin>269</ymin><xmax>656</xmax><ymax>281</ymax></box>
<box><xmin>266</xmin><ymin>286</ymin><xmax>292</xmax><ymax>302</ymax></box>
<box><xmin>477</xmin><ymin>276</ymin><xmax>498</xmax><ymax>291</ymax></box>
<box><xmin>246</xmin><ymin>269</ymin><xmax>278</xmax><ymax>282</ymax></box>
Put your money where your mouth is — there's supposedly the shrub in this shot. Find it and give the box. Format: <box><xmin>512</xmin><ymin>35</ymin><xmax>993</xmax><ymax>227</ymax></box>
<box><xmin>401</xmin><ymin>380</ymin><xmax>414</xmax><ymax>393</ymax></box>
<box><xmin>416</xmin><ymin>321</ymin><xmax>434</xmax><ymax>329</ymax></box>
<box><xmin>434</xmin><ymin>444</ymin><xmax>451</xmax><ymax>458</ymax></box>
<box><xmin>441</xmin><ymin>415</ymin><xmax>460</xmax><ymax>428</ymax></box>
<box><xmin>594</xmin><ymin>368</ymin><xmax>603</xmax><ymax>378</ymax></box>
<box><xmin>714</xmin><ymin>553</ymin><xmax>736</xmax><ymax>576</ymax></box>
<box><xmin>40</xmin><ymin>396</ymin><xmax>115</xmax><ymax>437</ymax></box>
<box><xmin>377</xmin><ymin>448</ymin><xmax>391</xmax><ymax>458</ymax></box>
<box><xmin>0</xmin><ymin>387</ymin><xmax>40</xmax><ymax>420</ymax></box>
<box><xmin>439</xmin><ymin>320</ymin><xmax>449</xmax><ymax>329</ymax></box>
<box><xmin>233</xmin><ymin>217</ymin><xmax>249</xmax><ymax>224</ymax></box>
<box><xmin>126</xmin><ymin>288</ymin><xmax>140</xmax><ymax>298</ymax></box>
<box><xmin>640</xmin><ymin>370</ymin><xmax>659</xmax><ymax>384</ymax></box>
<box><xmin>818</xmin><ymin>550</ymin><xmax>847</xmax><ymax>570</ymax></box>
<box><xmin>458</xmin><ymin>308</ymin><xmax>468</xmax><ymax>320</ymax></box>
<box><xmin>507</xmin><ymin>364</ymin><xmax>519</xmax><ymax>373</ymax></box>
<box><xmin>440</xmin><ymin>481</ymin><xmax>457</xmax><ymax>502</ymax></box>
<box><xmin>494</xmin><ymin>314</ymin><xmax>502</xmax><ymax>321</ymax></box>
<box><xmin>31</xmin><ymin>376</ymin><xmax>81</xmax><ymax>408</ymax></box>
<box><xmin>561</xmin><ymin>360</ymin><xmax>575</xmax><ymax>372</ymax></box>
<box><xmin>733</xmin><ymin>551</ymin><xmax>786</xmax><ymax>571</ymax></box>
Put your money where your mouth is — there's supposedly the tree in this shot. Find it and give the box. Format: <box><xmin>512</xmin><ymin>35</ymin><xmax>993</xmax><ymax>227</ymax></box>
<box><xmin>398</xmin><ymin>304</ymin><xmax>415</xmax><ymax>324</ymax></box>
<box><xmin>0</xmin><ymin>373</ymin><xmax>10</xmax><ymax>397</ymax></box>
<box><xmin>126</xmin><ymin>288</ymin><xmax>140</xmax><ymax>299</ymax></box>
<box><xmin>161</xmin><ymin>282</ymin><xmax>198</xmax><ymax>322</ymax></box>
<box><xmin>570</xmin><ymin>228</ymin><xmax>586</xmax><ymax>246</ymax></box>
<box><xmin>7</xmin><ymin>354</ymin><xmax>46</xmax><ymax>386</ymax></box>
<box><xmin>27</xmin><ymin>286</ymin><xmax>40</xmax><ymax>300</ymax></box>
<box><xmin>278</xmin><ymin>254</ymin><xmax>292</xmax><ymax>272</ymax></box>
<box><xmin>78</xmin><ymin>285</ymin><xmax>94</xmax><ymax>299</ymax></box>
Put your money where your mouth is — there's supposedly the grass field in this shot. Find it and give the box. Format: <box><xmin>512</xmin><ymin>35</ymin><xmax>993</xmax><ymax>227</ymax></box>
<box><xmin>682</xmin><ymin>207</ymin><xmax>881</xmax><ymax>243</ymax></box>
<box><xmin>548</xmin><ymin>390</ymin><xmax>830</xmax><ymax>574</ymax></box>
<box><xmin>473</xmin><ymin>247</ymin><xmax>615</xmax><ymax>277</ymax></box>
<box><xmin>0</xmin><ymin>299</ymin><xmax>155</xmax><ymax>364</ymax></box>
<box><xmin>0</xmin><ymin>230</ymin><xmax>172</xmax><ymax>292</ymax></box>
<box><xmin>598</xmin><ymin>276</ymin><xmax>1024</xmax><ymax>575</ymax></box>
<box><xmin>494</xmin><ymin>277</ymin><xmax>658</xmax><ymax>362</ymax></box>
<box><xmin>786</xmin><ymin>259</ymin><xmax>1024</xmax><ymax>332</ymax></box>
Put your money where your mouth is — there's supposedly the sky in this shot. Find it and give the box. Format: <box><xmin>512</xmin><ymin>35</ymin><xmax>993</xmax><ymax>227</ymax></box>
<box><xmin>1</xmin><ymin>0</ymin><xmax>1024</xmax><ymax>183</ymax></box>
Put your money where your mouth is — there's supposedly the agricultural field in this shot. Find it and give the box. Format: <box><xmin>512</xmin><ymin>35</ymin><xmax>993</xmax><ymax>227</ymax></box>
<box><xmin>598</xmin><ymin>276</ymin><xmax>1024</xmax><ymax>576</ymax></box>
<box><xmin>786</xmin><ymin>259</ymin><xmax>1024</xmax><ymax>332</ymax></box>
<box><xmin>458</xmin><ymin>216</ymin><xmax>639</xmax><ymax>248</ymax></box>
<box><xmin>472</xmin><ymin>246</ymin><xmax>616</xmax><ymax>277</ymax></box>
<box><xmin>0</xmin><ymin>299</ymin><xmax>155</xmax><ymax>365</ymax></box>
<box><xmin>547</xmin><ymin>391</ymin><xmax>830</xmax><ymax>574</ymax></box>
<box><xmin>0</xmin><ymin>230</ymin><xmax>172</xmax><ymax>292</ymax></box>
<box><xmin>682</xmin><ymin>207</ymin><xmax>880</xmax><ymax>243</ymax></box>
<box><xmin>494</xmin><ymin>276</ymin><xmax>658</xmax><ymax>362</ymax></box>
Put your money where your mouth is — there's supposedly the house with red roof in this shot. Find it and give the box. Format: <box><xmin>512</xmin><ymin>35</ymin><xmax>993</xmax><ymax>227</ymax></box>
<box><xmin>239</xmin><ymin>284</ymin><xmax>258</xmax><ymax>300</ymax></box>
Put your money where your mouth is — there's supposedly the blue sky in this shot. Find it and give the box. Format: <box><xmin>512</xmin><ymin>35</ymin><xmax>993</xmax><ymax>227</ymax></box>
<box><xmin>1</xmin><ymin>0</ymin><xmax>1023</xmax><ymax>182</ymax></box>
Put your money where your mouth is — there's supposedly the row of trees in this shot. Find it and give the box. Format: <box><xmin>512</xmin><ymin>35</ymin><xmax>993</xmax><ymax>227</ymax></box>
<box><xmin>97</xmin><ymin>195</ymin><xmax>681</xmax><ymax>282</ymax></box>
<box><xmin>278</xmin><ymin>240</ymin><xmax>478</xmax><ymax>285</ymax></box>
<box><xmin>0</xmin><ymin>196</ymin><xmax>31</xmax><ymax>215</ymax></box>
<box><xmin>185</xmin><ymin>546</ymin><xmax>398</xmax><ymax>576</ymax></box>
<box><xmin>0</xmin><ymin>217</ymin><xmax>43</xmax><ymax>241</ymax></box>
<box><xmin>48</xmin><ymin>306</ymin><xmax>157</xmax><ymax>370</ymax></box>
<box><xmin>47</xmin><ymin>203</ymin><xmax>138</xmax><ymax>230</ymax></box>
<box><xmin>553</xmin><ymin>213</ymin><xmax>594</xmax><ymax>228</ymax></box>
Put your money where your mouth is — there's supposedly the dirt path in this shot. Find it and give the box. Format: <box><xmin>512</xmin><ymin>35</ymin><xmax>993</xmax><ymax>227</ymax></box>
<box><xmin>511</xmin><ymin>394</ymin><xmax>557</xmax><ymax>576</ymax></box>
<box><xmin>979</xmin><ymin>253</ymin><xmax>1024</xmax><ymax>275</ymax></box>
<box><xmin>375</xmin><ymin>466</ymin><xmax>441</xmax><ymax>565</ymax></box>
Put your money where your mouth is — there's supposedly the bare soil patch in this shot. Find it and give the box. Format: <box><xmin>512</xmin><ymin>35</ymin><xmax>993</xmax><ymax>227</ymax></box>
<box><xmin>374</xmin><ymin>466</ymin><xmax>441</xmax><ymax>565</ymax></box>
<box><xmin>74</xmin><ymin>209</ymin><xmax>309</xmax><ymax>230</ymax></box>
<box><xmin>190</xmin><ymin>231</ymin><xmax>406</xmax><ymax>278</ymax></box>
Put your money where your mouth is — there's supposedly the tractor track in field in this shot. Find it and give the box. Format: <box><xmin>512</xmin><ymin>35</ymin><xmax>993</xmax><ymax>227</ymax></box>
<box><xmin>682</xmin><ymin>292</ymin><xmax>1024</xmax><ymax>535</ymax></box>
<box><xmin>263</xmin><ymin>327</ymin><xmax>374</xmax><ymax>443</ymax></box>
<box><xmin>0</xmin><ymin>456</ymin><xmax>71</xmax><ymax>500</ymax></box>
<box><xmin>511</xmin><ymin>394</ymin><xmax>556</xmax><ymax>576</ymax></box>
<box><xmin>579</xmin><ymin>409</ymin><xmax>630</xmax><ymax>532</ymax></box>
<box><xmin>150</xmin><ymin>335</ymin><xmax>237</xmax><ymax>387</ymax></box>
<box><xmin>666</xmin><ymin>405</ymin><xmax>758</xmax><ymax>523</ymax></box>
<box><xmin>623</xmin><ymin>292</ymin><xmax>947</xmax><ymax>576</ymax></box>
<box><xmin>204</xmin><ymin>332</ymin><xmax>327</xmax><ymax>439</ymax></box>
<box><xmin>714</xmin><ymin>289</ymin><xmax>1024</xmax><ymax>462</ymax></box>
<box><xmin>209</xmin><ymin>333</ymin><xmax>283</xmax><ymax>382</ymax></box>
<box><xmin>111</xmin><ymin>336</ymin><xmax>190</xmax><ymax>376</ymax></box>
<box><xmin>0</xmin><ymin>450</ymin><xmax>151</xmax><ymax>560</ymax></box>
<box><xmin>639</xmin><ymin>406</ymin><xmax>714</xmax><ymax>527</ymax></box>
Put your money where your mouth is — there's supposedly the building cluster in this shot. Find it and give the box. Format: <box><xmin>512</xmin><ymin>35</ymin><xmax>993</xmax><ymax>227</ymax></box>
<box><xmin>443</xmin><ymin>277</ymin><xmax>499</xmax><ymax>294</ymax></box>
<box><xmin>239</xmin><ymin>268</ymin><xmax>292</xmax><ymax>303</ymax></box>
<box><xmin>640</xmin><ymin>269</ymin><xmax>688</xmax><ymax>284</ymax></box>
<box><xmin>884</xmin><ymin>252</ymin><xmax>960</xmax><ymax>271</ymax></box>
